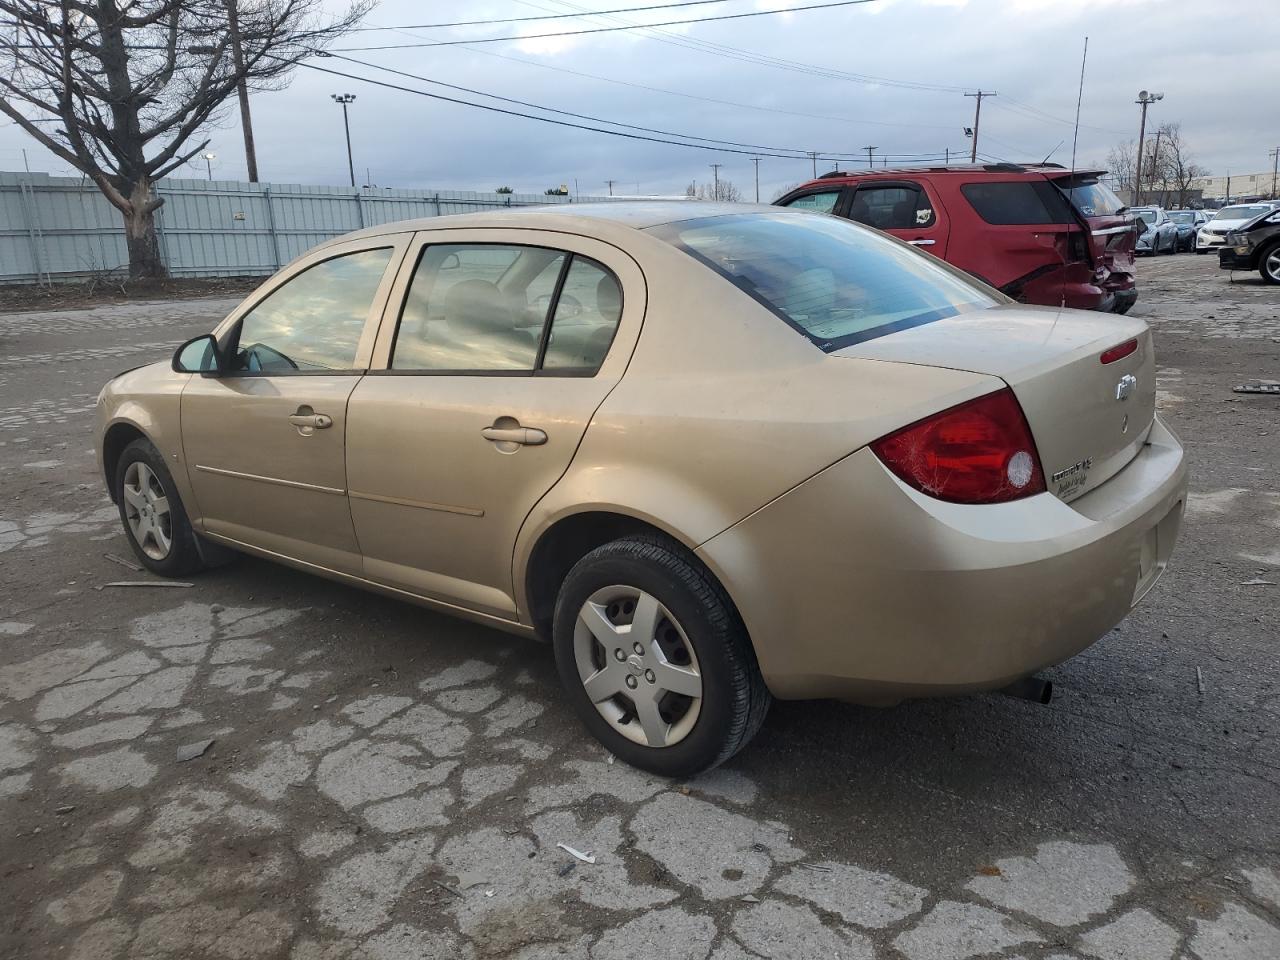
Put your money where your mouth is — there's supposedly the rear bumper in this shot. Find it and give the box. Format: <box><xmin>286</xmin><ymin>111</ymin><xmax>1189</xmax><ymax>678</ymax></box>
<box><xmin>698</xmin><ymin>417</ymin><xmax>1187</xmax><ymax>703</ymax></box>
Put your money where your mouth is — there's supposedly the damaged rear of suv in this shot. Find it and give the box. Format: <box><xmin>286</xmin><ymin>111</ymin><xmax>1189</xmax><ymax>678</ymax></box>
<box><xmin>775</xmin><ymin>163</ymin><xmax>1139</xmax><ymax>314</ymax></box>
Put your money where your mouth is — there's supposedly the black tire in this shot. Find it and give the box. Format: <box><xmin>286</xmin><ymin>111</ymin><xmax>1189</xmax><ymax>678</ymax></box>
<box><xmin>114</xmin><ymin>438</ymin><xmax>207</xmax><ymax>577</ymax></box>
<box><xmin>1259</xmin><ymin>242</ymin><xmax>1280</xmax><ymax>285</ymax></box>
<box><xmin>552</xmin><ymin>535</ymin><xmax>770</xmax><ymax>777</ymax></box>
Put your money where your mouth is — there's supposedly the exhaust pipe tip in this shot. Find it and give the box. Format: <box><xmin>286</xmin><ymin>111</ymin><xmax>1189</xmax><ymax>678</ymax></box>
<box><xmin>1000</xmin><ymin>676</ymin><xmax>1053</xmax><ymax>705</ymax></box>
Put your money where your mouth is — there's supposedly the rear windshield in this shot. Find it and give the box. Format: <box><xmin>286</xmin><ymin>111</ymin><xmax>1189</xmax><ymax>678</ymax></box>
<box><xmin>961</xmin><ymin>181</ymin><xmax>1076</xmax><ymax>225</ymax></box>
<box><xmin>647</xmin><ymin>213</ymin><xmax>997</xmax><ymax>350</ymax></box>
<box><xmin>1054</xmin><ymin>176</ymin><xmax>1127</xmax><ymax>217</ymax></box>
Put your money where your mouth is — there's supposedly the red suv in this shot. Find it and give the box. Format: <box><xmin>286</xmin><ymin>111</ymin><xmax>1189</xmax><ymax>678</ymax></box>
<box><xmin>775</xmin><ymin>164</ymin><xmax>1138</xmax><ymax>313</ymax></box>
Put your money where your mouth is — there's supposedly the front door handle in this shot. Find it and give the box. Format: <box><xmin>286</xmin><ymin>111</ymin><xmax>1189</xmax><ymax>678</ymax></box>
<box><xmin>481</xmin><ymin>425</ymin><xmax>547</xmax><ymax>446</ymax></box>
<box><xmin>288</xmin><ymin>413</ymin><xmax>333</xmax><ymax>429</ymax></box>
<box><xmin>908</xmin><ymin>238</ymin><xmax>936</xmax><ymax>246</ymax></box>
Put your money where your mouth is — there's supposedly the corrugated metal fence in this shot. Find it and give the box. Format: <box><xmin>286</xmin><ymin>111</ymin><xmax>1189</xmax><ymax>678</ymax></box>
<box><xmin>0</xmin><ymin>172</ymin><xmax>610</xmax><ymax>284</ymax></box>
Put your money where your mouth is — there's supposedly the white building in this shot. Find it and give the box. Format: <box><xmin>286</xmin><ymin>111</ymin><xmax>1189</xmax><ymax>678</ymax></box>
<box><xmin>1191</xmin><ymin>171</ymin><xmax>1277</xmax><ymax>201</ymax></box>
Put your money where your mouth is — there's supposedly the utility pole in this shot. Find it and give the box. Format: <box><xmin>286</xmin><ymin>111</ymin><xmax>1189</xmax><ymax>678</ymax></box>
<box><xmin>227</xmin><ymin>0</ymin><xmax>258</xmax><ymax>182</ymax></box>
<box><xmin>710</xmin><ymin>163</ymin><xmax>721</xmax><ymax>201</ymax></box>
<box><xmin>1133</xmin><ymin>90</ymin><xmax>1163</xmax><ymax>206</ymax></box>
<box><xmin>862</xmin><ymin>145</ymin><xmax>878</xmax><ymax>168</ymax></box>
<box><xmin>605</xmin><ymin>179</ymin><xmax>616</xmax><ymax>196</ymax></box>
<box><xmin>807</xmin><ymin>151</ymin><xmax>818</xmax><ymax>178</ymax></box>
<box><xmin>1270</xmin><ymin>147</ymin><xmax>1279</xmax><ymax>200</ymax></box>
<box><xmin>945</xmin><ymin>147</ymin><xmax>950</xmax><ymax>164</ymax></box>
<box><xmin>964</xmin><ymin>91</ymin><xmax>995</xmax><ymax>163</ymax></box>
<box><xmin>751</xmin><ymin>157</ymin><xmax>760</xmax><ymax>203</ymax></box>
<box><xmin>331</xmin><ymin>94</ymin><xmax>357</xmax><ymax>187</ymax></box>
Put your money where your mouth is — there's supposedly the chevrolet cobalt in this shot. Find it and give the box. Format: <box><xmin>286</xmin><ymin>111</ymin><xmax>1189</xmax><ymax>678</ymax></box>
<box><xmin>96</xmin><ymin>204</ymin><xmax>1187</xmax><ymax>776</ymax></box>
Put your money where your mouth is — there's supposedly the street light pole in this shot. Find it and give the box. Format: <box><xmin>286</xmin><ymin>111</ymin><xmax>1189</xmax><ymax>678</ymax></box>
<box><xmin>1133</xmin><ymin>90</ymin><xmax>1163</xmax><ymax>206</ymax></box>
<box><xmin>203</xmin><ymin>152</ymin><xmax>216</xmax><ymax>180</ymax></box>
<box><xmin>331</xmin><ymin>94</ymin><xmax>357</xmax><ymax>188</ymax></box>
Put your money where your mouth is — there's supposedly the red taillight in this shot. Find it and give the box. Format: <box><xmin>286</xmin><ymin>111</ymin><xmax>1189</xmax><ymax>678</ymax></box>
<box><xmin>870</xmin><ymin>388</ymin><xmax>1047</xmax><ymax>505</ymax></box>
<box><xmin>1100</xmin><ymin>338</ymin><xmax>1137</xmax><ymax>364</ymax></box>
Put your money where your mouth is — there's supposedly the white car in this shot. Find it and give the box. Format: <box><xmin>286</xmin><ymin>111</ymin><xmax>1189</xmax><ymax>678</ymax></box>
<box><xmin>1198</xmin><ymin>203</ymin><xmax>1279</xmax><ymax>253</ymax></box>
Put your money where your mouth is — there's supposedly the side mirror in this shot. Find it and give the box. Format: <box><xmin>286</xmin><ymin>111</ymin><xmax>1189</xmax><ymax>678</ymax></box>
<box><xmin>172</xmin><ymin>334</ymin><xmax>223</xmax><ymax>374</ymax></box>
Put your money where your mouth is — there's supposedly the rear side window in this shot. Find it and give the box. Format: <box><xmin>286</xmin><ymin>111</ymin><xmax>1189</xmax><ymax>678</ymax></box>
<box><xmin>782</xmin><ymin>190</ymin><xmax>841</xmax><ymax>214</ymax></box>
<box><xmin>962</xmin><ymin>181</ymin><xmax>1075</xmax><ymax>225</ymax></box>
<box><xmin>648</xmin><ymin>213</ymin><xmax>996</xmax><ymax>350</ymax></box>
<box><xmin>848</xmin><ymin>185</ymin><xmax>935</xmax><ymax>229</ymax></box>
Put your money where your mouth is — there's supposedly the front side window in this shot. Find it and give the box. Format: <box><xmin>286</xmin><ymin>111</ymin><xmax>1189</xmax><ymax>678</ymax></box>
<box><xmin>962</xmin><ymin>181</ymin><xmax>1076</xmax><ymax>226</ymax></box>
<box><xmin>782</xmin><ymin>190</ymin><xmax>841</xmax><ymax>214</ymax></box>
<box><xmin>650</xmin><ymin>213</ymin><xmax>996</xmax><ymax>350</ymax></box>
<box><xmin>233</xmin><ymin>248</ymin><xmax>392</xmax><ymax>373</ymax></box>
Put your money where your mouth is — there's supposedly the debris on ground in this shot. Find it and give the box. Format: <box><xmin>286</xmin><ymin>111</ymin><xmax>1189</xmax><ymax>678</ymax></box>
<box><xmin>103</xmin><ymin>552</ymin><xmax>142</xmax><ymax>572</ymax></box>
<box><xmin>557</xmin><ymin>863</ymin><xmax>576</xmax><ymax>878</ymax></box>
<box><xmin>54</xmin><ymin>805</ymin><xmax>76</xmax><ymax>815</ymax></box>
<box><xmin>99</xmin><ymin>580</ymin><xmax>194</xmax><ymax>589</ymax></box>
<box><xmin>175</xmin><ymin>739</ymin><xmax>215</xmax><ymax>762</ymax></box>
<box><xmin>1240</xmin><ymin>579</ymin><xmax>1276</xmax><ymax>586</ymax></box>
<box><xmin>1232</xmin><ymin>380</ymin><xmax>1280</xmax><ymax>395</ymax></box>
<box><xmin>556</xmin><ymin>843</ymin><xmax>596</xmax><ymax>864</ymax></box>
<box><xmin>434</xmin><ymin>880</ymin><xmax>463</xmax><ymax>898</ymax></box>
<box><xmin>1196</xmin><ymin>667</ymin><xmax>1206</xmax><ymax>695</ymax></box>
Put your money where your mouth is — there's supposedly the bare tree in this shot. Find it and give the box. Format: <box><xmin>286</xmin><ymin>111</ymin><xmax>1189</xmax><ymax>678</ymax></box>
<box><xmin>1106</xmin><ymin>140</ymin><xmax>1138</xmax><ymax>196</ymax></box>
<box><xmin>0</xmin><ymin>0</ymin><xmax>371</xmax><ymax>279</ymax></box>
<box><xmin>1152</xmin><ymin>122</ymin><xmax>1208</xmax><ymax>209</ymax></box>
<box><xmin>695</xmin><ymin>179</ymin><xmax>742</xmax><ymax>202</ymax></box>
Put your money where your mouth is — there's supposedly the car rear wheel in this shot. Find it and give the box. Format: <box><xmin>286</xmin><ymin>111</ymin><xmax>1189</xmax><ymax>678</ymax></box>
<box><xmin>115</xmin><ymin>438</ymin><xmax>206</xmax><ymax>577</ymax></box>
<box><xmin>552</xmin><ymin>535</ymin><xmax>770</xmax><ymax>777</ymax></box>
<box><xmin>1259</xmin><ymin>243</ymin><xmax>1280</xmax><ymax>285</ymax></box>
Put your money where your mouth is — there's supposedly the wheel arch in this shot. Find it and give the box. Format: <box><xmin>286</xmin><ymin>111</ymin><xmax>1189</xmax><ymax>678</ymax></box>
<box><xmin>101</xmin><ymin>419</ymin><xmax>150</xmax><ymax>502</ymax></box>
<box><xmin>521</xmin><ymin>508</ymin><xmax>710</xmax><ymax>641</ymax></box>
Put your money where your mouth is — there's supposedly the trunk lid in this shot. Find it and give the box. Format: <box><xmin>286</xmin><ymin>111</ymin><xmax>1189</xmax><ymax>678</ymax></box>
<box><xmin>833</xmin><ymin>304</ymin><xmax>1155</xmax><ymax>502</ymax></box>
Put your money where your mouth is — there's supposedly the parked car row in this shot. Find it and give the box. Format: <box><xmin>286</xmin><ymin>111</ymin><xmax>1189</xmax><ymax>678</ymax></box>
<box><xmin>774</xmin><ymin>163</ymin><xmax>1139</xmax><ymax>314</ymax></box>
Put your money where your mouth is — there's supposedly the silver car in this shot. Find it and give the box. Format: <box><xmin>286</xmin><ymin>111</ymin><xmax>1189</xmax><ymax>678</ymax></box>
<box><xmin>1130</xmin><ymin>207</ymin><xmax>1179</xmax><ymax>255</ymax></box>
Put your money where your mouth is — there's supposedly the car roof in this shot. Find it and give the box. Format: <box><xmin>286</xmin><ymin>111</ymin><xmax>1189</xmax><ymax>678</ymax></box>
<box><xmin>331</xmin><ymin>201</ymin><xmax>772</xmax><ymax>247</ymax></box>
<box><xmin>790</xmin><ymin>163</ymin><xmax>1104</xmax><ymax>188</ymax></box>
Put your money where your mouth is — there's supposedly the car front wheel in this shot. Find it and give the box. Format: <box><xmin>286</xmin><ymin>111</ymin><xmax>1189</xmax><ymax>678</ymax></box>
<box><xmin>115</xmin><ymin>438</ymin><xmax>207</xmax><ymax>577</ymax></box>
<box><xmin>552</xmin><ymin>535</ymin><xmax>770</xmax><ymax>777</ymax></box>
<box><xmin>1260</xmin><ymin>243</ymin><xmax>1280</xmax><ymax>285</ymax></box>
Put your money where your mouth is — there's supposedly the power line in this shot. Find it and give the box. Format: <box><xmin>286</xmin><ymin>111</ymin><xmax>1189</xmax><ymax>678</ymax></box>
<box><xmin>294</xmin><ymin>56</ymin><xmax>960</xmax><ymax>164</ymax></box>
<box><xmin>350</xmin><ymin>0</ymin><xmax>740</xmax><ymax>31</ymax></box>
<box><xmin>320</xmin><ymin>51</ymin><xmax>949</xmax><ymax>160</ymax></box>
<box><xmin>330</xmin><ymin>0</ymin><xmax>882</xmax><ymax>51</ymax></box>
<box><xmin>442</xmin><ymin>44</ymin><xmax>957</xmax><ymax>131</ymax></box>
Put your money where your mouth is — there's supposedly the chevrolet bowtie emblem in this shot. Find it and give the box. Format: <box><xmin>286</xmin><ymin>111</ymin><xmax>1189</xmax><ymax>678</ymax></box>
<box><xmin>1115</xmin><ymin>374</ymin><xmax>1137</xmax><ymax>401</ymax></box>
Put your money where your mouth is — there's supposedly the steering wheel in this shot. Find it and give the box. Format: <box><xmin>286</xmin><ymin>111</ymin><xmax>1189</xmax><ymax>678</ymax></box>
<box><xmin>534</xmin><ymin>293</ymin><xmax>582</xmax><ymax>319</ymax></box>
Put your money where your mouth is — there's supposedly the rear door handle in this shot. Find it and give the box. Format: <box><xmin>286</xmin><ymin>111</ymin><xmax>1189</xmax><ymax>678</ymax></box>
<box><xmin>481</xmin><ymin>426</ymin><xmax>547</xmax><ymax>445</ymax></box>
<box><xmin>908</xmin><ymin>238</ymin><xmax>936</xmax><ymax>246</ymax></box>
<box><xmin>288</xmin><ymin>413</ymin><xmax>333</xmax><ymax>429</ymax></box>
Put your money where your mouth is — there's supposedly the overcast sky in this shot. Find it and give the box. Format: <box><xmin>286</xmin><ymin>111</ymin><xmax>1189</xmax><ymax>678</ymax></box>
<box><xmin>2</xmin><ymin>0</ymin><xmax>1276</xmax><ymax>199</ymax></box>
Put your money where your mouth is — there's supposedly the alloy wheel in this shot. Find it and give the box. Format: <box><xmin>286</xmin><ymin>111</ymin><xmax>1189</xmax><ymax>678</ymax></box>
<box><xmin>122</xmin><ymin>461</ymin><xmax>173</xmax><ymax>560</ymax></box>
<box><xmin>573</xmin><ymin>586</ymin><xmax>703</xmax><ymax>748</ymax></box>
<box><xmin>1266</xmin><ymin>247</ymin><xmax>1280</xmax><ymax>282</ymax></box>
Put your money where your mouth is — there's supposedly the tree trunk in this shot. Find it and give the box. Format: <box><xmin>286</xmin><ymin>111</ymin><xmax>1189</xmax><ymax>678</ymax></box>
<box><xmin>121</xmin><ymin>178</ymin><xmax>167</xmax><ymax>280</ymax></box>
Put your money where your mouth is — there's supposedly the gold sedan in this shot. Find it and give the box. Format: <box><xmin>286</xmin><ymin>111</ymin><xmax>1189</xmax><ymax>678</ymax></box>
<box><xmin>96</xmin><ymin>203</ymin><xmax>1187</xmax><ymax>776</ymax></box>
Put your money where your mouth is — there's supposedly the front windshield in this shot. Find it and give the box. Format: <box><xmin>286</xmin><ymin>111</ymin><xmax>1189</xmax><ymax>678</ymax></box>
<box><xmin>1214</xmin><ymin>205</ymin><xmax>1268</xmax><ymax>221</ymax></box>
<box><xmin>647</xmin><ymin>213</ymin><xmax>997</xmax><ymax>350</ymax></box>
<box><xmin>1131</xmin><ymin>209</ymin><xmax>1158</xmax><ymax>225</ymax></box>
<box><xmin>1169</xmin><ymin>212</ymin><xmax>1196</xmax><ymax>224</ymax></box>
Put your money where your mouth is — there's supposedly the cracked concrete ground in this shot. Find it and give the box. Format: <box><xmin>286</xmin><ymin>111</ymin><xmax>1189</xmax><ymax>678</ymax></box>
<box><xmin>2</xmin><ymin>253</ymin><xmax>1279</xmax><ymax>959</ymax></box>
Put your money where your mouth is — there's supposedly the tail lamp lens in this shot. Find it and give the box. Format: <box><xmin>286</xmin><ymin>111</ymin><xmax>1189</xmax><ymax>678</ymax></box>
<box><xmin>1100</xmin><ymin>338</ymin><xmax>1137</xmax><ymax>364</ymax></box>
<box><xmin>870</xmin><ymin>388</ymin><xmax>1047</xmax><ymax>504</ymax></box>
